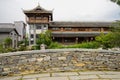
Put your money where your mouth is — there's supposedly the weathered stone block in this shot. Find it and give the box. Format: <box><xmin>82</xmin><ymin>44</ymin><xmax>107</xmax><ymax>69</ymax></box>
<box><xmin>28</xmin><ymin>58</ymin><xmax>36</xmax><ymax>62</ymax></box>
<box><xmin>44</xmin><ymin>56</ymin><xmax>50</xmax><ymax>61</ymax></box>
<box><xmin>75</xmin><ymin>63</ymin><xmax>85</xmax><ymax>67</ymax></box>
<box><xmin>37</xmin><ymin>58</ymin><xmax>43</xmax><ymax>62</ymax></box>
<box><xmin>58</xmin><ymin>57</ymin><xmax>66</xmax><ymax>61</ymax></box>
<box><xmin>40</xmin><ymin>54</ymin><xmax>47</xmax><ymax>57</ymax></box>
<box><xmin>3</xmin><ymin>68</ymin><xmax>10</xmax><ymax>72</ymax></box>
<box><xmin>0</xmin><ymin>72</ymin><xmax>9</xmax><ymax>76</ymax></box>
<box><xmin>64</xmin><ymin>51</ymin><xmax>70</xmax><ymax>54</ymax></box>
<box><xmin>52</xmin><ymin>68</ymin><xmax>60</xmax><ymax>71</ymax></box>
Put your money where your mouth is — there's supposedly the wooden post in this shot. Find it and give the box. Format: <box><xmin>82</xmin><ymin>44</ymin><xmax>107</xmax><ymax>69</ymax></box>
<box><xmin>33</xmin><ymin>24</ymin><xmax>36</xmax><ymax>45</ymax></box>
<box><xmin>76</xmin><ymin>37</ymin><xmax>78</xmax><ymax>43</ymax></box>
<box><xmin>62</xmin><ymin>37</ymin><xmax>64</xmax><ymax>44</ymax></box>
<box><xmin>29</xmin><ymin>25</ymin><xmax>31</xmax><ymax>45</ymax></box>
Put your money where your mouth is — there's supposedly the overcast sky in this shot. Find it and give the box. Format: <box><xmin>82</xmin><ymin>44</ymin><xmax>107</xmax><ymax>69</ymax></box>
<box><xmin>0</xmin><ymin>0</ymin><xmax>120</xmax><ymax>23</ymax></box>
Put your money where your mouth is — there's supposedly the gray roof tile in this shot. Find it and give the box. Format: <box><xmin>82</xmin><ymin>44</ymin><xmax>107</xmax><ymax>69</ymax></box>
<box><xmin>50</xmin><ymin>21</ymin><xmax>113</xmax><ymax>27</ymax></box>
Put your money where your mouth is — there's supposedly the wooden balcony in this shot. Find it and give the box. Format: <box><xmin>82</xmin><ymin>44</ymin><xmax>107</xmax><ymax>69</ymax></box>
<box><xmin>49</xmin><ymin>27</ymin><xmax>108</xmax><ymax>32</ymax></box>
<box><xmin>27</xmin><ymin>19</ymin><xmax>49</xmax><ymax>23</ymax></box>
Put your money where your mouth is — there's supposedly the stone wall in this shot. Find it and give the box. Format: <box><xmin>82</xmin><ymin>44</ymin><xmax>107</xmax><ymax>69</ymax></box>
<box><xmin>0</xmin><ymin>49</ymin><xmax>120</xmax><ymax>76</ymax></box>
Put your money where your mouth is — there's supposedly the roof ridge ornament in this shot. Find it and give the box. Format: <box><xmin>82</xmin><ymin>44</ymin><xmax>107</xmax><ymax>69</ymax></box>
<box><xmin>23</xmin><ymin>3</ymin><xmax>53</xmax><ymax>14</ymax></box>
<box><xmin>38</xmin><ymin>2</ymin><xmax>40</xmax><ymax>7</ymax></box>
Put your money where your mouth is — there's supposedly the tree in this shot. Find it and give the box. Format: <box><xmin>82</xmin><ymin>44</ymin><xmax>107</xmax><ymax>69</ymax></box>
<box><xmin>95</xmin><ymin>21</ymin><xmax>120</xmax><ymax>48</ymax></box>
<box><xmin>36</xmin><ymin>30</ymin><xmax>52</xmax><ymax>47</ymax></box>
<box><xmin>110</xmin><ymin>22</ymin><xmax>120</xmax><ymax>47</ymax></box>
<box><xmin>111</xmin><ymin>0</ymin><xmax>120</xmax><ymax>5</ymax></box>
<box><xmin>95</xmin><ymin>33</ymin><xmax>114</xmax><ymax>49</ymax></box>
<box><xmin>110</xmin><ymin>0</ymin><xmax>120</xmax><ymax>47</ymax></box>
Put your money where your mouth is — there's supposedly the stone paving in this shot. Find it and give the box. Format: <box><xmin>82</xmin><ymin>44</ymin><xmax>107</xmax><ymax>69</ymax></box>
<box><xmin>0</xmin><ymin>71</ymin><xmax>120</xmax><ymax>80</ymax></box>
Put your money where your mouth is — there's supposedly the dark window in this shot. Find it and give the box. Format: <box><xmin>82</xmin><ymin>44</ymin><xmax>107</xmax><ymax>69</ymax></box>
<box><xmin>36</xmin><ymin>34</ymin><xmax>39</xmax><ymax>38</ymax></box>
<box><xmin>79</xmin><ymin>28</ymin><xmax>85</xmax><ymax>31</ymax></box>
<box><xmin>52</xmin><ymin>28</ymin><xmax>60</xmax><ymax>31</ymax></box>
<box><xmin>10</xmin><ymin>33</ymin><xmax>13</xmax><ymax>35</ymax></box>
<box><xmin>36</xmin><ymin>25</ymin><xmax>41</xmax><ymax>29</ymax></box>
<box><xmin>30</xmin><ymin>17</ymin><xmax>34</xmax><ymax>20</ymax></box>
<box><xmin>31</xmin><ymin>34</ymin><xmax>40</xmax><ymax>38</ymax></box>
<box><xmin>31</xmin><ymin>34</ymin><xmax>33</xmax><ymax>38</ymax></box>
<box><xmin>31</xmin><ymin>41</ymin><xmax>34</xmax><ymax>44</ymax></box>
<box><xmin>91</xmin><ymin>28</ymin><xmax>99</xmax><ymax>31</ymax></box>
<box><xmin>103</xmin><ymin>28</ymin><xmax>109</xmax><ymax>31</ymax></box>
<box><xmin>36</xmin><ymin>17</ymin><xmax>42</xmax><ymax>20</ymax></box>
<box><xmin>30</xmin><ymin>25</ymin><xmax>34</xmax><ymax>30</ymax></box>
<box><xmin>64</xmin><ymin>28</ymin><xmax>72</xmax><ymax>31</ymax></box>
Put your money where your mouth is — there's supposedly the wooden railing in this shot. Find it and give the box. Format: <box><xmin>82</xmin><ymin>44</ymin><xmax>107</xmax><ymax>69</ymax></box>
<box><xmin>49</xmin><ymin>28</ymin><xmax>108</xmax><ymax>32</ymax></box>
<box><xmin>27</xmin><ymin>19</ymin><xmax>49</xmax><ymax>23</ymax></box>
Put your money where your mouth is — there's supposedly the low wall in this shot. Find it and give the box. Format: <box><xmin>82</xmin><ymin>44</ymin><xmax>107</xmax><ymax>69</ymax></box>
<box><xmin>0</xmin><ymin>49</ymin><xmax>120</xmax><ymax>76</ymax></box>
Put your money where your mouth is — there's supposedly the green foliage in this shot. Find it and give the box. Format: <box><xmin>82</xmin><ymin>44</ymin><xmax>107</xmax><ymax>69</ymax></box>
<box><xmin>18</xmin><ymin>44</ymin><xmax>27</xmax><ymax>51</ymax></box>
<box><xmin>64</xmin><ymin>41</ymin><xmax>100</xmax><ymax>49</ymax></box>
<box><xmin>110</xmin><ymin>22</ymin><xmax>120</xmax><ymax>47</ymax></box>
<box><xmin>79</xmin><ymin>41</ymin><xmax>100</xmax><ymax>48</ymax></box>
<box><xmin>36</xmin><ymin>30</ymin><xmax>52</xmax><ymax>47</ymax></box>
<box><xmin>48</xmin><ymin>42</ymin><xmax>62</xmax><ymax>49</ymax></box>
<box><xmin>31</xmin><ymin>45</ymin><xmax>40</xmax><ymax>50</ymax></box>
<box><xmin>24</xmin><ymin>37</ymin><xmax>29</xmax><ymax>46</ymax></box>
<box><xmin>18</xmin><ymin>40</ymin><xmax>24</xmax><ymax>45</ymax></box>
<box><xmin>95</xmin><ymin>33</ymin><xmax>114</xmax><ymax>49</ymax></box>
<box><xmin>17</xmin><ymin>37</ymin><xmax>28</xmax><ymax>51</ymax></box>
<box><xmin>17</xmin><ymin>78</ymin><xmax>24</xmax><ymax>80</ymax></box>
<box><xmin>18</xmin><ymin>38</ymin><xmax>29</xmax><ymax>46</ymax></box>
<box><xmin>0</xmin><ymin>44</ymin><xmax>4</xmax><ymax>53</ymax></box>
<box><xmin>4</xmin><ymin>37</ymin><xmax>12</xmax><ymax>48</ymax></box>
<box><xmin>6</xmin><ymin>47</ymin><xmax>16</xmax><ymax>52</ymax></box>
<box><xmin>0</xmin><ymin>43</ymin><xmax>16</xmax><ymax>53</ymax></box>
<box><xmin>111</xmin><ymin>0</ymin><xmax>120</xmax><ymax>5</ymax></box>
<box><xmin>110</xmin><ymin>21</ymin><xmax>120</xmax><ymax>32</ymax></box>
<box><xmin>95</xmin><ymin>21</ymin><xmax>120</xmax><ymax>48</ymax></box>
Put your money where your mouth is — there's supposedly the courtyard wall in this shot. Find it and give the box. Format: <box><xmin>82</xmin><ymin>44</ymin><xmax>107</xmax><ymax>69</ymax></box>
<box><xmin>0</xmin><ymin>49</ymin><xmax>120</xmax><ymax>76</ymax></box>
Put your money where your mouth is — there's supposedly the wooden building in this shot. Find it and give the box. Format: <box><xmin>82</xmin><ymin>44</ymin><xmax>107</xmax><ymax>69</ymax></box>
<box><xmin>23</xmin><ymin>4</ymin><xmax>112</xmax><ymax>45</ymax></box>
<box><xmin>23</xmin><ymin>4</ymin><xmax>52</xmax><ymax>45</ymax></box>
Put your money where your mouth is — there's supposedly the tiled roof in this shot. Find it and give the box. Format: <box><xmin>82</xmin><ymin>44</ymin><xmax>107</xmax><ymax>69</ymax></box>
<box><xmin>50</xmin><ymin>21</ymin><xmax>113</xmax><ymax>27</ymax></box>
<box><xmin>0</xmin><ymin>23</ymin><xmax>19</xmax><ymax>35</ymax></box>
<box><xmin>0</xmin><ymin>28</ymin><xmax>19</xmax><ymax>35</ymax></box>
<box><xmin>23</xmin><ymin>4</ymin><xmax>52</xmax><ymax>14</ymax></box>
<box><xmin>0</xmin><ymin>23</ymin><xmax>15</xmax><ymax>28</ymax></box>
<box><xmin>52</xmin><ymin>32</ymin><xmax>108</xmax><ymax>37</ymax></box>
<box><xmin>0</xmin><ymin>28</ymin><xmax>14</xmax><ymax>33</ymax></box>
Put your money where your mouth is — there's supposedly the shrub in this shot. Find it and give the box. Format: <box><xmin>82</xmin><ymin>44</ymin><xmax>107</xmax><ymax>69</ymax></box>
<box><xmin>31</xmin><ymin>45</ymin><xmax>40</xmax><ymax>50</ymax></box>
<box><xmin>6</xmin><ymin>48</ymin><xmax>16</xmax><ymax>52</ymax></box>
<box><xmin>18</xmin><ymin>45</ymin><xmax>27</xmax><ymax>51</ymax></box>
<box><xmin>48</xmin><ymin>42</ymin><xmax>62</xmax><ymax>49</ymax></box>
<box><xmin>4</xmin><ymin>37</ymin><xmax>12</xmax><ymax>48</ymax></box>
<box><xmin>0</xmin><ymin>44</ymin><xmax>4</xmax><ymax>53</ymax></box>
<box><xmin>95</xmin><ymin>33</ymin><xmax>114</xmax><ymax>49</ymax></box>
<box><xmin>78</xmin><ymin>41</ymin><xmax>100</xmax><ymax>48</ymax></box>
<box><xmin>63</xmin><ymin>41</ymin><xmax>100</xmax><ymax>49</ymax></box>
<box><xmin>36</xmin><ymin>30</ymin><xmax>52</xmax><ymax>47</ymax></box>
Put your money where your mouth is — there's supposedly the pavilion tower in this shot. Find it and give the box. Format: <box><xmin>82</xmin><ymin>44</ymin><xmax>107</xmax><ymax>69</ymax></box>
<box><xmin>23</xmin><ymin>4</ymin><xmax>53</xmax><ymax>45</ymax></box>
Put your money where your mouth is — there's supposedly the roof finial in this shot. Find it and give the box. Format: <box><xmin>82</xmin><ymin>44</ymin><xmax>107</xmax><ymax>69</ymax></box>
<box><xmin>38</xmin><ymin>2</ymin><xmax>40</xmax><ymax>6</ymax></box>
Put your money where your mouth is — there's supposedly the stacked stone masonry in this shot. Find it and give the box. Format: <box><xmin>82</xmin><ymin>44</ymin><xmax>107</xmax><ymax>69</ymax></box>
<box><xmin>0</xmin><ymin>49</ymin><xmax>120</xmax><ymax>76</ymax></box>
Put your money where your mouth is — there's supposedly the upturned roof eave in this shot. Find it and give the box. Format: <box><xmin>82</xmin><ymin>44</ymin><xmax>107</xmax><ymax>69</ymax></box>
<box><xmin>49</xmin><ymin>25</ymin><xmax>110</xmax><ymax>27</ymax></box>
<box><xmin>23</xmin><ymin>4</ymin><xmax>53</xmax><ymax>14</ymax></box>
<box><xmin>49</xmin><ymin>22</ymin><xmax>112</xmax><ymax>27</ymax></box>
<box><xmin>23</xmin><ymin>11</ymin><xmax>52</xmax><ymax>14</ymax></box>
